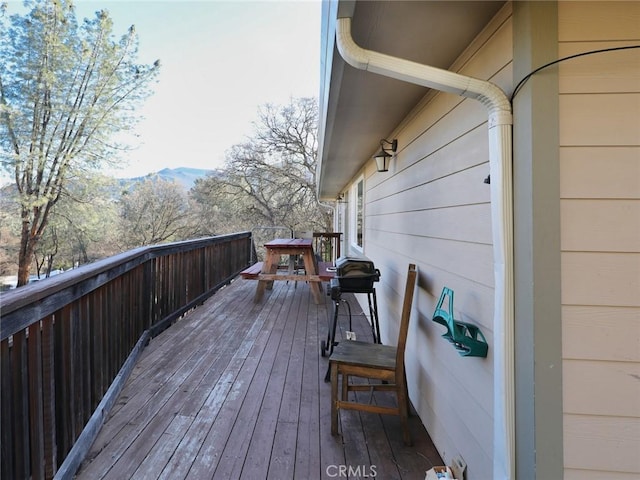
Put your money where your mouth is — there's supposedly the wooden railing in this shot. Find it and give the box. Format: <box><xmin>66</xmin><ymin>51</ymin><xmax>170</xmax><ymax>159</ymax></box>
<box><xmin>0</xmin><ymin>232</ymin><xmax>252</xmax><ymax>480</ymax></box>
<box><xmin>250</xmin><ymin>229</ymin><xmax>343</xmax><ymax>266</ymax></box>
<box><xmin>312</xmin><ymin>232</ymin><xmax>342</xmax><ymax>263</ymax></box>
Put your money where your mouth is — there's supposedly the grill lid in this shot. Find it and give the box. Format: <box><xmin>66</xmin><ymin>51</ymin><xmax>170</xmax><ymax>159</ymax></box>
<box><xmin>335</xmin><ymin>255</ymin><xmax>380</xmax><ymax>280</ymax></box>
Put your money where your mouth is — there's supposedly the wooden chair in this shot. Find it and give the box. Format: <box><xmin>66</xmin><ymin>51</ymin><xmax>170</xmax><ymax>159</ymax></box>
<box><xmin>292</xmin><ymin>231</ymin><xmax>314</xmax><ymax>273</ymax></box>
<box><xmin>329</xmin><ymin>263</ymin><xmax>418</xmax><ymax>445</ymax></box>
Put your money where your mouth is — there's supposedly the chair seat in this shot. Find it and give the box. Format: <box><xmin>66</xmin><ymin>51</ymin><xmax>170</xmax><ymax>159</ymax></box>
<box><xmin>329</xmin><ymin>341</ymin><xmax>396</xmax><ymax>371</ymax></box>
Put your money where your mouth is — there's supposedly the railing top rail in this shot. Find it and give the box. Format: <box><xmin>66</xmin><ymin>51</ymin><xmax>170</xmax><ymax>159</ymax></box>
<box><xmin>0</xmin><ymin>231</ymin><xmax>251</xmax><ymax>339</ymax></box>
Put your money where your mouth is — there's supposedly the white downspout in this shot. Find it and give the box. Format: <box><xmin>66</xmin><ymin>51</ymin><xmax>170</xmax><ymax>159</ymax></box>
<box><xmin>335</xmin><ymin>17</ymin><xmax>514</xmax><ymax>480</ymax></box>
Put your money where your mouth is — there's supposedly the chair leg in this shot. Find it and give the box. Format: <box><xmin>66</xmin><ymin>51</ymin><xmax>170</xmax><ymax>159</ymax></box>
<box><xmin>341</xmin><ymin>373</ymin><xmax>349</xmax><ymax>401</ymax></box>
<box><xmin>397</xmin><ymin>381</ymin><xmax>412</xmax><ymax>446</ymax></box>
<box><xmin>404</xmin><ymin>371</ymin><xmax>411</xmax><ymax>416</ymax></box>
<box><xmin>330</xmin><ymin>362</ymin><xmax>339</xmax><ymax>436</ymax></box>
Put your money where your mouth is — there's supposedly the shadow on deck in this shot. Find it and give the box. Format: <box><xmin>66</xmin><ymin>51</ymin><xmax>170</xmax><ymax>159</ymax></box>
<box><xmin>76</xmin><ymin>277</ymin><xmax>442</xmax><ymax>479</ymax></box>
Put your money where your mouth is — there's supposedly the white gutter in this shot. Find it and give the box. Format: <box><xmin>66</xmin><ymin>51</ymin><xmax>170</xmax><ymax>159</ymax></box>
<box><xmin>336</xmin><ymin>17</ymin><xmax>514</xmax><ymax>480</ymax></box>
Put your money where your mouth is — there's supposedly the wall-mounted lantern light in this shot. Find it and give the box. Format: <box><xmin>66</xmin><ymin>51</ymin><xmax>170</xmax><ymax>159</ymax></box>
<box><xmin>373</xmin><ymin>138</ymin><xmax>397</xmax><ymax>172</ymax></box>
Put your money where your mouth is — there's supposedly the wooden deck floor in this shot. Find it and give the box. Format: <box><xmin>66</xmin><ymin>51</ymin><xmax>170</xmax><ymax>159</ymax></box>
<box><xmin>75</xmin><ymin>277</ymin><xmax>442</xmax><ymax>479</ymax></box>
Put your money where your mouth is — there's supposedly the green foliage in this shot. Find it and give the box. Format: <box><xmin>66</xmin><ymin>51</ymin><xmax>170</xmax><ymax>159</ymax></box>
<box><xmin>35</xmin><ymin>173</ymin><xmax>120</xmax><ymax>271</ymax></box>
<box><xmin>0</xmin><ymin>0</ymin><xmax>159</xmax><ymax>285</ymax></box>
<box><xmin>118</xmin><ymin>176</ymin><xmax>194</xmax><ymax>249</ymax></box>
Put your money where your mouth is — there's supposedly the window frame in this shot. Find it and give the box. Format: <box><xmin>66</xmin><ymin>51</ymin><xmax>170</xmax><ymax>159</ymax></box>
<box><xmin>350</xmin><ymin>176</ymin><xmax>364</xmax><ymax>252</ymax></box>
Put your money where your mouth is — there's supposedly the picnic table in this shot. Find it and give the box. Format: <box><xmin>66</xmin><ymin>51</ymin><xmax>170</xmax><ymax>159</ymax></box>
<box><xmin>240</xmin><ymin>238</ymin><xmax>334</xmax><ymax>304</ymax></box>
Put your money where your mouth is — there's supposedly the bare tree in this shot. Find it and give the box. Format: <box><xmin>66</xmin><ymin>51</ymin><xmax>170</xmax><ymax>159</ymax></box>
<box><xmin>0</xmin><ymin>0</ymin><xmax>159</xmax><ymax>285</ymax></box>
<box><xmin>189</xmin><ymin>173</ymin><xmax>241</xmax><ymax>236</ymax></box>
<box><xmin>192</xmin><ymin>97</ymin><xmax>332</xmax><ymax>235</ymax></box>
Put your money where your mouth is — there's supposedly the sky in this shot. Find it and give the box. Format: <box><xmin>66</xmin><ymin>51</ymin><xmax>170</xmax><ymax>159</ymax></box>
<box><xmin>10</xmin><ymin>0</ymin><xmax>322</xmax><ymax>178</ymax></box>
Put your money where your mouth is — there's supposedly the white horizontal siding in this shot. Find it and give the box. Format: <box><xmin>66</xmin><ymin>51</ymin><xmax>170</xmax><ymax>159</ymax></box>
<box><xmin>564</xmin><ymin>415</ymin><xmax>640</xmax><ymax>474</ymax></box>
<box><xmin>559</xmin><ymin>1</ymin><xmax>640</xmax><ymax>477</ymax></box>
<box><xmin>560</xmin><ymin>147</ymin><xmax>640</xmax><ymax>199</ymax></box>
<box><xmin>356</xmin><ymin>8</ymin><xmax>513</xmax><ymax>480</ymax></box>
<box><xmin>368</xmin><ymin>203</ymin><xmax>493</xmax><ymax>245</ymax></box>
<box><xmin>560</xmin><ymin>93</ymin><xmax>640</xmax><ymax>146</ymax></box>
<box><xmin>561</xmin><ymin>199</ymin><xmax>640</xmax><ymax>252</ymax></box>
<box><xmin>563</xmin><ymin>305</ymin><xmax>640</xmax><ymax>362</ymax></box>
<box><xmin>559</xmin><ymin>41</ymin><xmax>640</xmax><ymax>94</ymax></box>
<box><xmin>559</xmin><ymin>1</ymin><xmax>640</xmax><ymax>42</ymax></box>
<box><xmin>563</xmin><ymin>360</ymin><xmax>640</xmax><ymax>417</ymax></box>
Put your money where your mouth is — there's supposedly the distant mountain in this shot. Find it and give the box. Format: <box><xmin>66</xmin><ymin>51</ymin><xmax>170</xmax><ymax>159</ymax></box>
<box><xmin>0</xmin><ymin>167</ymin><xmax>218</xmax><ymax>199</ymax></box>
<box><xmin>128</xmin><ymin>167</ymin><xmax>216</xmax><ymax>190</ymax></box>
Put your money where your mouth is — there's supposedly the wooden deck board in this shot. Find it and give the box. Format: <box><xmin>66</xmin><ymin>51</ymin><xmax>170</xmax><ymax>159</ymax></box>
<box><xmin>76</xmin><ymin>278</ymin><xmax>442</xmax><ymax>480</ymax></box>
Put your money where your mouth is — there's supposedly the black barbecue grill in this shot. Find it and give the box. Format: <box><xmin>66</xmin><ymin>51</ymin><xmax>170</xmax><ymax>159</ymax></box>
<box><xmin>321</xmin><ymin>256</ymin><xmax>381</xmax><ymax>380</ymax></box>
<box><xmin>334</xmin><ymin>255</ymin><xmax>380</xmax><ymax>291</ymax></box>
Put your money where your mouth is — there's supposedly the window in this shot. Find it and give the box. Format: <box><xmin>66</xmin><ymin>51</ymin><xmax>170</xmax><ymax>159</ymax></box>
<box><xmin>350</xmin><ymin>177</ymin><xmax>364</xmax><ymax>250</ymax></box>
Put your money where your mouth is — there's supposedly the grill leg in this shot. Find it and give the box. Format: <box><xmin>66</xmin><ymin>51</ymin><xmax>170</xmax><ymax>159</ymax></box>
<box><xmin>369</xmin><ymin>289</ymin><xmax>381</xmax><ymax>344</ymax></box>
<box><xmin>322</xmin><ymin>298</ymin><xmax>340</xmax><ymax>356</ymax></box>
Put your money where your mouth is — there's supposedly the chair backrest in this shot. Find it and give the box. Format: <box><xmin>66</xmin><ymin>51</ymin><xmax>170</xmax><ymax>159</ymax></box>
<box><xmin>395</xmin><ymin>264</ymin><xmax>418</xmax><ymax>372</ymax></box>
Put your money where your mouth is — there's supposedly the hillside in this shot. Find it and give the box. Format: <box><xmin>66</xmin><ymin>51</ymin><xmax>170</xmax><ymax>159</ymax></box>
<box><xmin>1</xmin><ymin>167</ymin><xmax>216</xmax><ymax>191</ymax></box>
<box><xmin>130</xmin><ymin>167</ymin><xmax>216</xmax><ymax>190</ymax></box>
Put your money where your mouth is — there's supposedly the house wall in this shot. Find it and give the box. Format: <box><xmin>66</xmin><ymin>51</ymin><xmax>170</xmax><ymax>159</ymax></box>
<box><xmin>334</xmin><ymin>2</ymin><xmax>639</xmax><ymax>478</ymax></box>
<box><xmin>558</xmin><ymin>2</ymin><xmax>640</xmax><ymax>478</ymax></box>
<box><xmin>337</xmin><ymin>6</ymin><xmax>513</xmax><ymax>479</ymax></box>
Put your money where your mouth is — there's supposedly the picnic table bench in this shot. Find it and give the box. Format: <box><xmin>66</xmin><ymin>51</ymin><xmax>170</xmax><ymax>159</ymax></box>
<box><xmin>240</xmin><ymin>261</ymin><xmax>335</xmax><ymax>282</ymax></box>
